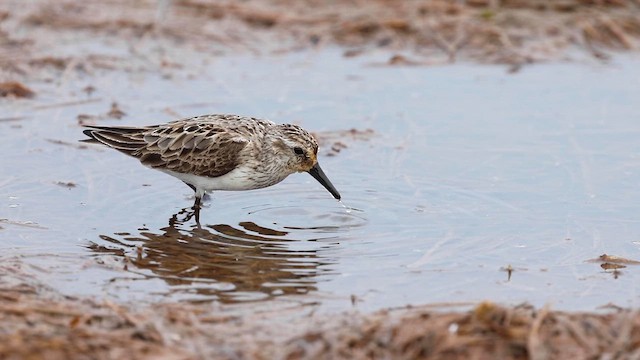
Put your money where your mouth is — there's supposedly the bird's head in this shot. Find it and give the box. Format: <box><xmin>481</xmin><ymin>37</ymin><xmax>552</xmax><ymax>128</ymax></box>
<box><xmin>269</xmin><ymin>124</ymin><xmax>341</xmax><ymax>200</ymax></box>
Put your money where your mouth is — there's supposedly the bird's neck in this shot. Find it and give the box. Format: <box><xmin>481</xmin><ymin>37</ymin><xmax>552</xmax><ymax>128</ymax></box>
<box><xmin>258</xmin><ymin>128</ymin><xmax>285</xmax><ymax>160</ymax></box>
<box><xmin>254</xmin><ymin>130</ymin><xmax>291</xmax><ymax>174</ymax></box>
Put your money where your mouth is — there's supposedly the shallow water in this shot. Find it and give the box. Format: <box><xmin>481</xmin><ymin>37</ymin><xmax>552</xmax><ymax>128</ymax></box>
<box><xmin>2</xmin><ymin>50</ymin><xmax>640</xmax><ymax>312</ymax></box>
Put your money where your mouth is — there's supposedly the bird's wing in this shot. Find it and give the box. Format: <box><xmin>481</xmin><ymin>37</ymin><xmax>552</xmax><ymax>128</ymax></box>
<box><xmin>137</xmin><ymin>122</ymin><xmax>249</xmax><ymax>177</ymax></box>
<box><xmin>83</xmin><ymin>118</ymin><xmax>251</xmax><ymax>178</ymax></box>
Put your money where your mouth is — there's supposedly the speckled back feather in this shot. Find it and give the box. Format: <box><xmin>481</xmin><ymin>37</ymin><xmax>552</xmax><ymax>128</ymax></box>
<box><xmin>82</xmin><ymin>114</ymin><xmax>275</xmax><ymax>178</ymax></box>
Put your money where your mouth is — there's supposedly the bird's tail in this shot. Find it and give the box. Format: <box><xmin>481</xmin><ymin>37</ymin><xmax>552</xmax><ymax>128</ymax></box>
<box><xmin>81</xmin><ymin>125</ymin><xmax>148</xmax><ymax>154</ymax></box>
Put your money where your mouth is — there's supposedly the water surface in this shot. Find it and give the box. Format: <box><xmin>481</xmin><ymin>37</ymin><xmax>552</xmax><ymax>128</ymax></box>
<box><xmin>2</xmin><ymin>51</ymin><xmax>640</xmax><ymax>311</ymax></box>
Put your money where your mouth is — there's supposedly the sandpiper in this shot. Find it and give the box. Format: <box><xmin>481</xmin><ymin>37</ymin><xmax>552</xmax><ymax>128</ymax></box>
<box><xmin>82</xmin><ymin>114</ymin><xmax>341</xmax><ymax>221</ymax></box>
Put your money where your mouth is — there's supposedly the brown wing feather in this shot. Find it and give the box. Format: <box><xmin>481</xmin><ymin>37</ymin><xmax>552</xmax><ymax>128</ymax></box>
<box><xmin>137</xmin><ymin>125</ymin><xmax>248</xmax><ymax>178</ymax></box>
<box><xmin>83</xmin><ymin>117</ymin><xmax>254</xmax><ymax>178</ymax></box>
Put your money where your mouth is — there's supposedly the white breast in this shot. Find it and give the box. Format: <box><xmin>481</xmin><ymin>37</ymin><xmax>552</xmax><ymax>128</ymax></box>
<box><xmin>161</xmin><ymin>167</ymin><xmax>287</xmax><ymax>197</ymax></box>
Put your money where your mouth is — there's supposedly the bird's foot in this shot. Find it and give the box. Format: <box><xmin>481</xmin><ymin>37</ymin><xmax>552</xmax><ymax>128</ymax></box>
<box><xmin>170</xmin><ymin>207</ymin><xmax>197</xmax><ymax>225</ymax></box>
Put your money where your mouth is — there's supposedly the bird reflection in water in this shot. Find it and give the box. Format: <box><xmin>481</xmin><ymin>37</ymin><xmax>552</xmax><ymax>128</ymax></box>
<box><xmin>89</xmin><ymin>207</ymin><xmax>336</xmax><ymax>303</ymax></box>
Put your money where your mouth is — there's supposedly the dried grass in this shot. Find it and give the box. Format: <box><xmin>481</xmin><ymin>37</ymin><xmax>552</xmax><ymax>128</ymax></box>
<box><xmin>2</xmin><ymin>267</ymin><xmax>640</xmax><ymax>360</ymax></box>
<box><xmin>1</xmin><ymin>0</ymin><xmax>640</xmax><ymax>81</ymax></box>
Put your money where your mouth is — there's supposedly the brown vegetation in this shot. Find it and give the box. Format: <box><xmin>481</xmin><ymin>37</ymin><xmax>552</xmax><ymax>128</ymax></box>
<box><xmin>0</xmin><ymin>81</ymin><xmax>34</xmax><ymax>98</ymax></box>
<box><xmin>1</xmin><ymin>0</ymin><xmax>640</xmax><ymax>82</ymax></box>
<box><xmin>2</xmin><ymin>268</ymin><xmax>639</xmax><ymax>359</ymax></box>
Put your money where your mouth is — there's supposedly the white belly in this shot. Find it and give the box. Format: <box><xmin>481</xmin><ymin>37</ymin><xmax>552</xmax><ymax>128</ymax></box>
<box><xmin>161</xmin><ymin>167</ymin><xmax>286</xmax><ymax>196</ymax></box>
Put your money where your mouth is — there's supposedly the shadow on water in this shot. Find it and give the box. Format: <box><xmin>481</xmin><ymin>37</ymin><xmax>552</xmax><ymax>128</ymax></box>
<box><xmin>88</xmin><ymin>206</ymin><xmax>364</xmax><ymax>303</ymax></box>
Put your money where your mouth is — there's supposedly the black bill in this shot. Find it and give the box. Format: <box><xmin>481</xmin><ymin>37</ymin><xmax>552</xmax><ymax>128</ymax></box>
<box><xmin>307</xmin><ymin>163</ymin><xmax>341</xmax><ymax>200</ymax></box>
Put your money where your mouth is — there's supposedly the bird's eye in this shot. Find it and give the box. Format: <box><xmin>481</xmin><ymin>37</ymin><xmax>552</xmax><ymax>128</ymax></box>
<box><xmin>293</xmin><ymin>147</ymin><xmax>304</xmax><ymax>156</ymax></box>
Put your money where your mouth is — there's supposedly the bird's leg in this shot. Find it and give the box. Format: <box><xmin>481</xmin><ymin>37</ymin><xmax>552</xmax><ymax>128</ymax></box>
<box><xmin>185</xmin><ymin>182</ymin><xmax>200</xmax><ymax>209</ymax></box>
<box><xmin>193</xmin><ymin>196</ymin><xmax>201</xmax><ymax>209</ymax></box>
<box><xmin>184</xmin><ymin>182</ymin><xmax>202</xmax><ymax>224</ymax></box>
<box><xmin>184</xmin><ymin>182</ymin><xmax>196</xmax><ymax>192</ymax></box>
<box><xmin>193</xmin><ymin>196</ymin><xmax>201</xmax><ymax>224</ymax></box>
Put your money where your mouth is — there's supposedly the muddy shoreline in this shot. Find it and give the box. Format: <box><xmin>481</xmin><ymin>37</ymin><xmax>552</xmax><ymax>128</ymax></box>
<box><xmin>2</xmin><ymin>0</ymin><xmax>640</xmax><ymax>85</ymax></box>
<box><xmin>3</xmin><ymin>263</ymin><xmax>640</xmax><ymax>359</ymax></box>
<box><xmin>2</xmin><ymin>265</ymin><xmax>639</xmax><ymax>359</ymax></box>
<box><xmin>3</xmin><ymin>0</ymin><xmax>640</xmax><ymax>358</ymax></box>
